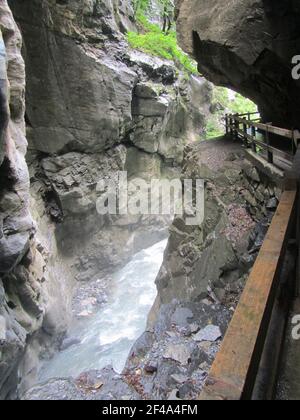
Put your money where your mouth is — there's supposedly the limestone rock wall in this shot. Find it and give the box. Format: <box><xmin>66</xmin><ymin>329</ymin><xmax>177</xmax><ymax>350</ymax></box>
<box><xmin>0</xmin><ymin>1</ymin><xmax>75</xmax><ymax>399</ymax></box>
<box><xmin>9</xmin><ymin>0</ymin><xmax>209</xmax><ymax>161</ymax></box>
<box><xmin>7</xmin><ymin>0</ymin><xmax>212</xmax><ymax>283</ymax></box>
<box><xmin>0</xmin><ymin>1</ymin><xmax>34</xmax><ymax>399</ymax></box>
<box><xmin>176</xmin><ymin>0</ymin><xmax>300</xmax><ymax>128</ymax></box>
<box><xmin>0</xmin><ymin>0</ymin><xmax>212</xmax><ymax>398</ymax></box>
<box><xmin>148</xmin><ymin>139</ymin><xmax>281</xmax><ymax>324</ymax></box>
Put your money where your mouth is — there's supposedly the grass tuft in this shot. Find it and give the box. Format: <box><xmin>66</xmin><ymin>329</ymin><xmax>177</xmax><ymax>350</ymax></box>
<box><xmin>127</xmin><ymin>11</ymin><xmax>198</xmax><ymax>74</ymax></box>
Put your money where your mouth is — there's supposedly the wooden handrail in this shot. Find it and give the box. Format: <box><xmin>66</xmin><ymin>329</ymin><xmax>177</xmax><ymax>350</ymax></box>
<box><xmin>200</xmin><ymin>189</ymin><xmax>297</xmax><ymax>400</ymax></box>
<box><xmin>235</xmin><ymin>129</ymin><xmax>293</xmax><ymax>162</ymax></box>
<box><xmin>225</xmin><ymin>113</ymin><xmax>296</xmax><ymax>168</ymax></box>
<box><xmin>233</xmin><ymin>111</ymin><xmax>260</xmax><ymax>118</ymax></box>
<box><xmin>230</xmin><ymin>115</ymin><xmax>294</xmax><ymax>140</ymax></box>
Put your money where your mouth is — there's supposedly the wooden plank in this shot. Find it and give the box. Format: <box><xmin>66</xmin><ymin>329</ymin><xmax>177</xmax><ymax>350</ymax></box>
<box><xmin>233</xmin><ymin>116</ymin><xmax>294</xmax><ymax>139</ymax></box>
<box><xmin>200</xmin><ymin>190</ymin><xmax>297</xmax><ymax>400</ymax></box>
<box><xmin>235</xmin><ymin>112</ymin><xmax>260</xmax><ymax>118</ymax></box>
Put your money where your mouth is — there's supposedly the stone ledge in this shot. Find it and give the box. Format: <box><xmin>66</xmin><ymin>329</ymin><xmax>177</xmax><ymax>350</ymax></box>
<box><xmin>245</xmin><ymin>150</ymin><xmax>284</xmax><ymax>188</ymax></box>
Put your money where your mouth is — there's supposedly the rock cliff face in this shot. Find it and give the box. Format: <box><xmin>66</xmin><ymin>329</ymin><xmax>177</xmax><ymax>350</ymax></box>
<box><xmin>2</xmin><ymin>0</ymin><xmax>290</xmax><ymax>400</ymax></box>
<box><xmin>149</xmin><ymin>139</ymin><xmax>281</xmax><ymax>324</ymax></box>
<box><xmin>8</xmin><ymin>0</ymin><xmax>212</xmax><ymax>284</ymax></box>
<box><xmin>0</xmin><ymin>1</ymin><xmax>41</xmax><ymax>399</ymax></box>
<box><xmin>21</xmin><ymin>139</ymin><xmax>281</xmax><ymax>401</ymax></box>
<box><xmin>176</xmin><ymin>0</ymin><xmax>300</xmax><ymax>128</ymax></box>
<box><xmin>0</xmin><ymin>0</ymin><xmax>212</xmax><ymax>398</ymax></box>
<box><xmin>9</xmin><ymin>0</ymin><xmax>210</xmax><ymax>162</ymax></box>
<box><xmin>0</xmin><ymin>2</ymin><xmax>75</xmax><ymax>399</ymax></box>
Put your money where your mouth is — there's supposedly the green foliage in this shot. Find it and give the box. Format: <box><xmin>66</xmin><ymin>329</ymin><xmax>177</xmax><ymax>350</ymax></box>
<box><xmin>127</xmin><ymin>30</ymin><xmax>197</xmax><ymax>73</ymax></box>
<box><xmin>127</xmin><ymin>3</ymin><xmax>197</xmax><ymax>74</ymax></box>
<box><xmin>205</xmin><ymin>87</ymin><xmax>258</xmax><ymax>140</ymax></box>
<box><xmin>205</xmin><ymin>118</ymin><xmax>224</xmax><ymax>140</ymax></box>
<box><xmin>133</xmin><ymin>0</ymin><xmax>150</xmax><ymax>15</ymax></box>
<box><xmin>213</xmin><ymin>87</ymin><xmax>257</xmax><ymax>115</ymax></box>
<box><xmin>229</xmin><ymin>93</ymin><xmax>257</xmax><ymax>114</ymax></box>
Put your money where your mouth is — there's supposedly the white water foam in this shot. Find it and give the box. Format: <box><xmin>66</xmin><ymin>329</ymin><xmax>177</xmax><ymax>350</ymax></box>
<box><xmin>39</xmin><ymin>238</ymin><xmax>167</xmax><ymax>381</ymax></box>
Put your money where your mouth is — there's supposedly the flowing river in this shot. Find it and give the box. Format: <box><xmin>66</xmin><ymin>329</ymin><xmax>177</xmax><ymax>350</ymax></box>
<box><xmin>39</xmin><ymin>239</ymin><xmax>168</xmax><ymax>381</ymax></box>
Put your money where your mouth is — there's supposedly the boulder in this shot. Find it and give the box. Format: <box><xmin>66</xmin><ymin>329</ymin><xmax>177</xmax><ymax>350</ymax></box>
<box><xmin>0</xmin><ymin>232</ymin><xmax>30</xmax><ymax>273</ymax></box>
<box><xmin>163</xmin><ymin>343</ymin><xmax>192</xmax><ymax>365</ymax></box>
<box><xmin>192</xmin><ymin>325</ymin><xmax>222</xmax><ymax>343</ymax></box>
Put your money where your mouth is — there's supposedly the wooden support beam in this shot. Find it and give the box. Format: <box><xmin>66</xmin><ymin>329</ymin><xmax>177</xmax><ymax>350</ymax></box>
<box><xmin>265</xmin><ymin>128</ymin><xmax>274</xmax><ymax>164</ymax></box>
<box><xmin>199</xmin><ymin>190</ymin><xmax>297</xmax><ymax>400</ymax></box>
<box><xmin>251</xmin><ymin>125</ymin><xmax>256</xmax><ymax>153</ymax></box>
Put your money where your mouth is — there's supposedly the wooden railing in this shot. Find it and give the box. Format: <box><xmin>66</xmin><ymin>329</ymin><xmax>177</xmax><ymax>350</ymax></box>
<box><xmin>199</xmin><ymin>146</ymin><xmax>300</xmax><ymax>401</ymax></box>
<box><xmin>225</xmin><ymin>113</ymin><xmax>296</xmax><ymax>166</ymax></box>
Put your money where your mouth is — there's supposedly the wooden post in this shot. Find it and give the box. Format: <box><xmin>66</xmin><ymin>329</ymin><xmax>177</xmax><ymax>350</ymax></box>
<box><xmin>225</xmin><ymin>114</ymin><xmax>229</xmax><ymax>135</ymax></box>
<box><xmin>292</xmin><ymin>130</ymin><xmax>296</xmax><ymax>155</ymax></box>
<box><xmin>234</xmin><ymin>115</ymin><xmax>239</xmax><ymax>141</ymax></box>
<box><xmin>243</xmin><ymin>121</ymin><xmax>248</xmax><ymax>147</ymax></box>
<box><xmin>266</xmin><ymin>128</ymin><xmax>273</xmax><ymax>164</ymax></box>
<box><xmin>251</xmin><ymin>125</ymin><xmax>256</xmax><ymax>152</ymax></box>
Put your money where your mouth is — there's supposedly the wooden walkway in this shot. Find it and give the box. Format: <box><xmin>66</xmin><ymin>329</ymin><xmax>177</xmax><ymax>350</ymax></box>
<box><xmin>226</xmin><ymin>112</ymin><xmax>297</xmax><ymax>170</ymax></box>
<box><xmin>199</xmin><ymin>114</ymin><xmax>300</xmax><ymax>400</ymax></box>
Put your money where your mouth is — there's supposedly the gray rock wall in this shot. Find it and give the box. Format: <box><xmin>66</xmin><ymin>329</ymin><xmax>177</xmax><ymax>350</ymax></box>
<box><xmin>9</xmin><ymin>0</ymin><xmax>210</xmax><ymax>162</ymax></box>
<box><xmin>148</xmin><ymin>139</ymin><xmax>281</xmax><ymax>325</ymax></box>
<box><xmin>0</xmin><ymin>0</ymin><xmax>212</xmax><ymax>398</ymax></box>
<box><xmin>0</xmin><ymin>1</ymin><xmax>74</xmax><ymax>399</ymax></box>
<box><xmin>176</xmin><ymin>0</ymin><xmax>300</xmax><ymax>128</ymax></box>
<box><xmin>7</xmin><ymin>0</ymin><xmax>211</xmax><ymax>278</ymax></box>
<box><xmin>0</xmin><ymin>1</ymin><xmax>41</xmax><ymax>399</ymax></box>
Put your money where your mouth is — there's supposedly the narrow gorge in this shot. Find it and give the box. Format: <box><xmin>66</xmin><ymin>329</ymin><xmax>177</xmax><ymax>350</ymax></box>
<box><xmin>0</xmin><ymin>0</ymin><xmax>299</xmax><ymax>401</ymax></box>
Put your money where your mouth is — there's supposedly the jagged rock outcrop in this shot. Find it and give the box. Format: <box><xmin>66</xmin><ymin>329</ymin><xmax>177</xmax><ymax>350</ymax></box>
<box><xmin>0</xmin><ymin>1</ymin><xmax>73</xmax><ymax>399</ymax></box>
<box><xmin>0</xmin><ymin>0</ymin><xmax>214</xmax><ymax>399</ymax></box>
<box><xmin>148</xmin><ymin>138</ymin><xmax>281</xmax><ymax>322</ymax></box>
<box><xmin>7</xmin><ymin>0</ymin><xmax>212</xmax><ymax>284</ymax></box>
<box><xmin>9</xmin><ymin>0</ymin><xmax>210</xmax><ymax>162</ymax></box>
<box><xmin>0</xmin><ymin>1</ymin><xmax>36</xmax><ymax>399</ymax></box>
<box><xmin>23</xmin><ymin>138</ymin><xmax>282</xmax><ymax>401</ymax></box>
<box><xmin>1</xmin><ymin>0</ymin><xmax>286</xmax><ymax>399</ymax></box>
<box><xmin>176</xmin><ymin>0</ymin><xmax>300</xmax><ymax>128</ymax></box>
<box><xmin>22</xmin><ymin>366</ymin><xmax>141</xmax><ymax>400</ymax></box>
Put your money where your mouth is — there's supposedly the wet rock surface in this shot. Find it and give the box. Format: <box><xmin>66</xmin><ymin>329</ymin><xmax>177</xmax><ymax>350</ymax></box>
<box><xmin>10</xmin><ymin>0</ymin><xmax>211</xmax><ymax>163</ymax></box>
<box><xmin>22</xmin><ymin>138</ymin><xmax>279</xmax><ymax>400</ymax></box>
<box><xmin>0</xmin><ymin>1</ymin><xmax>56</xmax><ymax>399</ymax></box>
<box><xmin>1</xmin><ymin>0</ymin><xmax>214</xmax><ymax>398</ymax></box>
<box><xmin>176</xmin><ymin>0</ymin><xmax>300</xmax><ymax>129</ymax></box>
<box><xmin>151</xmin><ymin>138</ymin><xmax>277</xmax><ymax>313</ymax></box>
<box><xmin>123</xmin><ymin>300</ymin><xmax>232</xmax><ymax>400</ymax></box>
<box><xmin>23</xmin><ymin>366</ymin><xmax>140</xmax><ymax>401</ymax></box>
<box><xmin>0</xmin><ymin>0</ymin><xmax>285</xmax><ymax>401</ymax></box>
<box><xmin>23</xmin><ymin>300</ymin><xmax>231</xmax><ymax>401</ymax></box>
